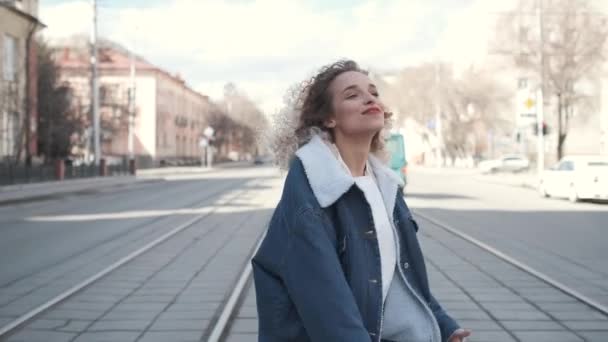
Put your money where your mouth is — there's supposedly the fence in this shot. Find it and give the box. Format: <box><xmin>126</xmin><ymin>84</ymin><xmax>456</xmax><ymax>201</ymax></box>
<box><xmin>0</xmin><ymin>159</ymin><xmax>131</xmax><ymax>186</ymax></box>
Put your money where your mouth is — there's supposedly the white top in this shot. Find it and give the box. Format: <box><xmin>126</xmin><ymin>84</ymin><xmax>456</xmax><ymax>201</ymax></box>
<box><xmin>328</xmin><ymin>144</ymin><xmax>396</xmax><ymax>301</ymax></box>
<box><xmin>354</xmin><ymin>174</ymin><xmax>397</xmax><ymax>301</ymax></box>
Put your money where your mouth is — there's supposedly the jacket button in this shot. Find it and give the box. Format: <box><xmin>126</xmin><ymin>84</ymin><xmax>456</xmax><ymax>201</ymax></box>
<box><xmin>369</xmin><ymin>332</ymin><xmax>376</xmax><ymax>337</ymax></box>
<box><xmin>369</xmin><ymin>279</ymin><xmax>378</xmax><ymax>284</ymax></box>
<box><xmin>403</xmin><ymin>262</ymin><xmax>409</xmax><ymax>269</ymax></box>
<box><xmin>365</xmin><ymin>230</ymin><xmax>374</xmax><ymax>235</ymax></box>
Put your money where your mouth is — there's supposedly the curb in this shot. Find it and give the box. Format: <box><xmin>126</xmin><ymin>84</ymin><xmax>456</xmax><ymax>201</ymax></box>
<box><xmin>473</xmin><ymin>175</ymin><xmax>538</xmax><ymax>191</ymax></box>
<box><xmin>0</xmin><ymin>177</ymin><xmax>161</xmax><ymax>206</ymax></box>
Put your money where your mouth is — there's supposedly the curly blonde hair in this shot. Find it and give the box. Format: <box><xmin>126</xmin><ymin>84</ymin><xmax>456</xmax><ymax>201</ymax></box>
<box><xmin>269</xmin><ymin>59</ymin><xmax>392</xmax><ymax>169</ymax></box>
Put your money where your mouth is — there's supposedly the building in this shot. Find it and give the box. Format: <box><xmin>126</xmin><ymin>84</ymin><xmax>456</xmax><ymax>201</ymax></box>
<box><xmin>54</xmin><ymin>39</ymin><xmax>211</xmax><ymax>167</ymax></box>
<box><xmin>0</xmin><ymin>0</ymin><xmax>44</xmax><ymax>163</ymax></box>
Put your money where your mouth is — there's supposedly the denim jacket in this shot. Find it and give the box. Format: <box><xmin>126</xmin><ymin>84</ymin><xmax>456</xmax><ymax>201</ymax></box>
<box><xmin>252</xmin><ymin>135</ymin><xmax>460</xmax><ymax>342</ymax></box>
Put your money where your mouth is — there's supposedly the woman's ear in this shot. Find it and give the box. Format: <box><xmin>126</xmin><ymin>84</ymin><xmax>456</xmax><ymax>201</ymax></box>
<box><xmin>325</xmin><ymin>119</ymin><xmax>336</xmax><ymax>128</ymax></box>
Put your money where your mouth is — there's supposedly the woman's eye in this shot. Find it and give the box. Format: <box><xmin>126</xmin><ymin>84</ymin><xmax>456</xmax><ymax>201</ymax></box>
<box><xmin>346</xmin><ymin>93</ymin><xmax>357</xmax><ymax>99</ymax></box>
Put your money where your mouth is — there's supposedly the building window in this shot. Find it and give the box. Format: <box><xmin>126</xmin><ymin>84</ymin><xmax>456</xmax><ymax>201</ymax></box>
<box><xmin>517</xmin><ymin>78</ymin><xmax>528</xmax><ymax>90</ymax></box>
<box><xmin>3</xmin><ymin>35</ymin><xmax>18</xmax><ymax>81</ymax></box>
<box><xmin>0</xmin><ymin>111</ymin><xmax>18</xmax><ymax>157</ymax></box>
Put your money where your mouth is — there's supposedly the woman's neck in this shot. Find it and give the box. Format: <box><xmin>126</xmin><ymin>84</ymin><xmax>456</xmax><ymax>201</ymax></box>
<box><xmin>334</xmin><ymin>135</ymin><xmax>372</xmax><ymax>177</ymax></box>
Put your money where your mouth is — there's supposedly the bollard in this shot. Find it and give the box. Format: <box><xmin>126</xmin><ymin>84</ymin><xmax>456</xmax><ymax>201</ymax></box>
<box><xmin>129</xmin><ymin>158</ymin><xmax>136</xmax><ymax>175</ymax></box>
<box><xmin>55</xmin><ymin>159</ymin><xmax>65</xmax><ymax>181</ymax></box>
<box><xmin>99</xmin><ymin>158</ymin><xmax>108</xmax><ymax>177</ymax></box>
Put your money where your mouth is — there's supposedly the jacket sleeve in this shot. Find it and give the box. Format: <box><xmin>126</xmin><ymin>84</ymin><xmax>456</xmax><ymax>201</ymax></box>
<box><xmin>403</xmin><ymin>206</ymin><xmax>460</xmax><ymax>341</ymax></box>
<box><xmin>280</xmin><ymin>207</ymin><xmax>371</xmax><ymax>342</ymax></box>
<box><xmin>428</xmin><ymin>291</ymin><xmax>460</xmax><ymax>341</ymax></box>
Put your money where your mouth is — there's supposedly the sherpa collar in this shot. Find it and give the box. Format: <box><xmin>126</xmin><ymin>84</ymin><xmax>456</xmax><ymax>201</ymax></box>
<box><xmin>295</xmin><ymin>134</ymin><xmax>404</xmax><ymax>212</ymax></box>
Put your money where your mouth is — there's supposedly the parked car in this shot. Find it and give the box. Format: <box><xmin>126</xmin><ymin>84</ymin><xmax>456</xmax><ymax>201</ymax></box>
<box><xmin>253</xmin><ymin>155</ymin><xmax>273</xmax><ymax>165</ymax></box>
<box><xmin>478</xmin><ymin>154</ymin><xmax>530</xmax><ymax>174</ymax></box>
<box><xmin>539</xmin><ymin>155</ymin><xmax>608</xmax><ymax>202</ymax></box>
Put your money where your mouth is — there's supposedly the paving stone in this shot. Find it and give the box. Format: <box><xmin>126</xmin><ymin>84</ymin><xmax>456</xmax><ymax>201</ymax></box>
<box><xmin>101</xmin><ymin>310</ymin><xmax>159</xmax><ymax>320</ymax></box>
<box><xmin>450</xmin><ymin>309</ymin><xmax>492</xmax><ymax>320</ymax></box>
<box><xmin>57</xmin><ymin>320</ymin><xmax>93</xmax><ymax>333</ymax></box>
<box><xmin>57</xmin><ymin>301</ymin><xmax>114</xmax><ymax>311</ymax></box>
<box><xmin>72</xmin><ymin>331</ymin><xmax>140</xmax><ymax>342</ymax></box>
<box><xmin>149</xmin><ymin>319</ymin><xmax>208</xmax><ymax>331</ymax></box>
<box><xmin>237</xmin><ymin>305</ymin><xmax>258</xmax><ymax>318</ymax></box>
<box><xmin>231</xmin><ymin>318</ymin><xmax>258</xmax><ymax>333</ymax></box>
<box><xmin>0</xmin><ymin>316</ymin><xmax>15</xmax><ymax>327</ymax></box>
<box><xmin>225</xmin><ymin>333</ymin><xmax>258</xmax><ymax>342</ymax></box>
<box><xmin>156</xmin><ymin>310</ymin><xmax>215</xmax><ymax>320</ymax></box>
<box><xmin>512</xmin><ymin>330</ymin><xmax>584</xmax><ymax>342</ymax></box>
<box><xmin>88</xmin><ymin>319</ymin><xmax>151</xmax><ymax>331</ymax></box>
<box><xmin>548</xmin><ymin>310</ymin><xmax>608</xmax><ymax>321</ymax></box>
<box><xmin>561</xmin><ymin>320</ymin><xmax>608</xmax><ymax>330</ymax></box>
<box><xmin>26</xmin><ymin>319</ymin><xmax>68</xmax><ymax>330</ymax></box>
<box><xmin>112</xmin><ymin>303</ymin><xmax>167</xmax><ymax>312</ymax></box>
<box><xmin>466</xmin><ymin>330</ymin><xmax>516</xmax><ymax>342</ymax></box>
<box><xmin>137</xmin><ymin>331</ymin><xmax>202</xmax><ymax>342</ymax></box>
<box><xmin>500</xmin><ymin>320</ymin><xmax>563</xmax><ymax>331</ymax></box>
<box><xmin>456</xmin><ymin>320</ymin><xmax>502</xmax><ymax>331</ymax></box>
<box><xmin>487</xmin><ymin>309</ymin><xmax>551</xmax><ymax>320</ymax></box>
<box><xmin>5</xmin><ymin>330</ymin><xmax>76</xmax><ymax>342</ymax></box>
<box><xmin>578</xmin><ymin>331</ymin><xmax>608</xmax><ymax>342</ymax></box>
<box><xmin>44</xmin><ymin>309</ymin><xmax>104</xmax><ymax>320</ymax></box>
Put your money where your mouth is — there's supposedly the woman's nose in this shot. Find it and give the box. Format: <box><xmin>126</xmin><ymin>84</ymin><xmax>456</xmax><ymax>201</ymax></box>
<box><xmin>364</xmin><ymin>93</ymin><xmax>376</xmax><ymax>104</ymax></box>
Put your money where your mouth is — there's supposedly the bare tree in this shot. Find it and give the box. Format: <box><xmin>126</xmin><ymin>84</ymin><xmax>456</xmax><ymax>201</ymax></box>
<box><xmin>377</xmin><ymin>63</ymin><xmax>512</xmax><ymax>162</ymax></box>
<box><xmin>494</xmin><ymin>0</ymin><xmax>608</xmax><ymax>159</ymax></box>
<box><xmin>220</xmin><ymin>82</ymin><xmax>269</xmax><ymax>157</ymax></box>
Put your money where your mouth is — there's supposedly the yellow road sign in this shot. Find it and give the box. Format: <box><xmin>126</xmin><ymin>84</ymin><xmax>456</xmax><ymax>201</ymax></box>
<box><xmin>524</xmin><ymin>98</ymin><xmax>536</xmax><ymax>109</ymax></box>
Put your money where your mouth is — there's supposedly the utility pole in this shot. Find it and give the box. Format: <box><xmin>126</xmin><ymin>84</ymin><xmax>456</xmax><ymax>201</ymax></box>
<box><xmin>128</xmin><ymin>49</ymin><xmax>136</xmax><ymax>161</ymax></box>
<box><xmin>536</xmin><ymin>0</ymin><xmax>545</xmax><ymax>176</ymax></box>
<box><xmin>90</xmin><ymin>0</ymin><xmax>100</xmax><ymax>165</ymax></box>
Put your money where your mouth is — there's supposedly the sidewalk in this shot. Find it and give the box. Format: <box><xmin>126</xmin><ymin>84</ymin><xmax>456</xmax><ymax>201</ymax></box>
<box><xmin>473</xmin><ymin>172</ymin><xmax>538</xmax><ymax>191</ymax></box>
<box><xmin>0</xmin><ymin>166</ymin><xmax>218</xmax><ymax>206</ymax></box>
<box><xmin>411</xmin><ymin>165</ymin><xmax>539</xmax><ymax>191</ymax></box>
<box><xmin>223</xmin><ymin>213</ymin><xmax>608</xmax><ymax>342</ymax></box>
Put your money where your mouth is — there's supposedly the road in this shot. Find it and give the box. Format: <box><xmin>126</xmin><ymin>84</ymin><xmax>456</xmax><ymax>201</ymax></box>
<box><xmin>1</xmin><ymin>165</ymin><xmax>606</xmax><ymax>341</ymax></box>
<box><xmin>406</xmin><ymin>168</ymin><xmax>608</xmax><ymax>309</ymax></box>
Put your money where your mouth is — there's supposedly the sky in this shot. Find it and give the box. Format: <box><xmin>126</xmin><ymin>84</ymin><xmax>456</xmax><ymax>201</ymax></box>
<box><xmin>39</xmin><ymin>0</ymin><xmax>518</xmax><ymax>114</ymax></box>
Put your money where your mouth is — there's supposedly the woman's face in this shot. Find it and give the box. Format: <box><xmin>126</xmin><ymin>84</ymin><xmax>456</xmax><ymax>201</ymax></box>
<box><xmin>326</xmin><ymin>71</ymin><xmax>385</xmax><ymax>139</ymax></box>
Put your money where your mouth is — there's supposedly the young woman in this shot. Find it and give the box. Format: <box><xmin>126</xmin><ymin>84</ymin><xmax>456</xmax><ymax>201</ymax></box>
<box><xmin>252</xmin><ymin>60</ymin><xmax>471</xmax><ymax>342</ymax></box>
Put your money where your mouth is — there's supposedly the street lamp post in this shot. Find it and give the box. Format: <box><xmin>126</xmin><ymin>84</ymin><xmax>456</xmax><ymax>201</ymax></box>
<box><xmin>127</xmin><ymin>49</ymin><xmax>136</xmax><ymax>174</ymax></box>
<box><xmin>202</xmin><ymin>126</ymin><xmax>214</xmax><ymax>168</ymax></box>
<box><xmin>90</xmin><ymin>0</ymin><xmax>101</xmax><ymax>166</ymax></box>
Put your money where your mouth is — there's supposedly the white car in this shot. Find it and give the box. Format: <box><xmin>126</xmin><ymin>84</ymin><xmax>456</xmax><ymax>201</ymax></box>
<box><xmin>539</xmin><ymin>155</ymin><xmax>608</xmax><ymax>202</ymax></box>
<box><xmin>479</xmin><ymin>155</ymin><xmax>530</xmax><ymax>174</ymax></box>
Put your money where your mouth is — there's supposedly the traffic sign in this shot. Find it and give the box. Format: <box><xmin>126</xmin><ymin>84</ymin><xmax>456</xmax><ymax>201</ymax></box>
<box><xmin>516</xmin><ymin>88</ymin><xmax>537</xmax><ymax>126</ymax></box>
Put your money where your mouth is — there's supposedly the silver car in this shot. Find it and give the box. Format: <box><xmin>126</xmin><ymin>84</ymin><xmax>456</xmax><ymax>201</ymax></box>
<box><xmin>479</xmin><ymin>154</ymin><xmax>530</xmax><ymax>174</ymax></box>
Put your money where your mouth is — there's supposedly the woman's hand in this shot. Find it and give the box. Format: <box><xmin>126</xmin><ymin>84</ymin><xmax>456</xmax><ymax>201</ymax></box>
<box><xmin>448</xmin><ymin>328</ymin><xmax>472</xmax><ymax>342</ymax></box>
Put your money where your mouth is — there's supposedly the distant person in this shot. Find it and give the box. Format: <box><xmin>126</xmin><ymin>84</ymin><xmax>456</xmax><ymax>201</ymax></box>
<box><xmin>252</xmin><ymin>60</ymin><xmax>471</xmax><ymax>342</ymax></box>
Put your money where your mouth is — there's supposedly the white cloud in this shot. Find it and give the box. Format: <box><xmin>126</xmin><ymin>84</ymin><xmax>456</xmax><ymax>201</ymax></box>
<box><xmin>39</xmin><ymin>1</ymin><xmax>92</xmax><ymax>39</ymax></box>
<box><xmin>40</xmin><ymin>0</ymin><xmax>493</xmax><ymax>114</ymax></box>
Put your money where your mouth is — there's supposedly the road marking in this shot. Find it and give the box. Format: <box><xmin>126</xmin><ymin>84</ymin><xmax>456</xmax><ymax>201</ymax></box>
<box><xmin>414</xmin><ymin>210</ymin><xmax>608</xmax><ymax>317</ymax></box>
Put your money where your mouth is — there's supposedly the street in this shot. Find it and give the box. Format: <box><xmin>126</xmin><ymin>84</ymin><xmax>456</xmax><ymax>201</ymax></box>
<box><xmin>407</xmin><ymin>168</ymin><xmax>608</xmax><ymax>309</ymax></box>
<box><xmin>0</xmin><ymin>165</ymin><xmax>607</xmax><ymax>341</ymax></box>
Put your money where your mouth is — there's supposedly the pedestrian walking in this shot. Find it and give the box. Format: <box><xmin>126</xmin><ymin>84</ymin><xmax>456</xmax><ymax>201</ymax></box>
<box><xmin>252</xmin><ymin>59</ymin><xmax>472</xmax><ymax>342</ymax></box>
